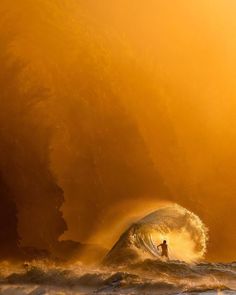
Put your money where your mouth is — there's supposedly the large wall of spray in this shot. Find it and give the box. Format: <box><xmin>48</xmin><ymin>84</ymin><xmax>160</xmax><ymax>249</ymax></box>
<box><xmin>1</xmin><ymin>0</ymin><xmax>236</xmax><ymax>261</ymax></box>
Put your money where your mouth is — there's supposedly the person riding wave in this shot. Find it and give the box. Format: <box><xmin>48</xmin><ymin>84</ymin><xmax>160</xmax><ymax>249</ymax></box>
<box><xmin>157</xmin><ymin>240</ymin><xmax>169</xmax><ymax>259</ymax></box>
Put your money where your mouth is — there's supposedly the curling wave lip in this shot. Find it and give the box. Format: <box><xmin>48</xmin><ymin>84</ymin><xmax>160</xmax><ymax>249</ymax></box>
<box><xmin>103</xmin><ymin>204</ymin><xmax>208</xmax><ymax>265</ymax></box>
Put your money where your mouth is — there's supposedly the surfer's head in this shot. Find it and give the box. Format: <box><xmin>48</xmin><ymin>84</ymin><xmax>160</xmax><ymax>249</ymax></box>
<box><xmin>163</xmin><ymin>240</ymin><xmax>167</xmax><ymax>244</ymax></box>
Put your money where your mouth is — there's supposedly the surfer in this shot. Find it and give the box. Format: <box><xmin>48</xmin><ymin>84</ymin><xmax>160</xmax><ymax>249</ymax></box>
<box><xmin>157</xmin><ymin>240</ymin><xmax>169</xmax><ymax>259</ymax></box>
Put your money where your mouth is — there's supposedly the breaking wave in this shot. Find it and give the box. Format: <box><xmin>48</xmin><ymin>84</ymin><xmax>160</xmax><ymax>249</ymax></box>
<box><xmin>103</xmin><ymin>204</ymin><xmax>208</xmax><ymax>265</ymax></box>
<box><xmin>0</xmin><ymin>205</ymin><xmax>235</xmax><ymax>294</ymax></box>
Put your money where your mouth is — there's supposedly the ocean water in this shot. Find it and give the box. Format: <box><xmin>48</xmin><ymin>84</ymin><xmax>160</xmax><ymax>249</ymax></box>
<box><xmin>0</xmin><ymin>260</ymin><xmax>236</xmax><ymax>295</ymax></box>
<box><xmin>1</xmin><ymin>205</ymin><xmax>234</xmax><ymax>294</ymax></box>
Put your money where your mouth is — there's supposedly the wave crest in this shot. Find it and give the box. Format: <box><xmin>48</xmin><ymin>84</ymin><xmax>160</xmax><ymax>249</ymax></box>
<box><xmin>103</xmin><ymin>204</ymin><xmax>208</xmax><ymax>264</ymax></box>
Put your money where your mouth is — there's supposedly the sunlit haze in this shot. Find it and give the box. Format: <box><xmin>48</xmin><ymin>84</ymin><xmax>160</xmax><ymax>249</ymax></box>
<box><xmin>0</xmin><ymin>0</ymin><xmax>236</xmax><ymax>263</ymax></box>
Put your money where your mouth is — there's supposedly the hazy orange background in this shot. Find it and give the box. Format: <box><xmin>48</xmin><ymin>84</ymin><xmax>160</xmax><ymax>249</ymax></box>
<box><xmin>1</xmin><ymin>0</ymin><xmax>236</xmax><ymax>261</ymax></box>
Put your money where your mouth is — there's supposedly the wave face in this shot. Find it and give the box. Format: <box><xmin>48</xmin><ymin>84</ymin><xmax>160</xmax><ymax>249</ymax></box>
<box><xmin>103</xmin><ymin>204</ymin><xmax>208</xmax><ymax>265</ymax></box>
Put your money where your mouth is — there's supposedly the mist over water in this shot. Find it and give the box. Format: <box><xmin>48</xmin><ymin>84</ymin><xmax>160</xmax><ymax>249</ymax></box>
<box><xmin>0</xmin><ymin>0</ymin><xmax>170</xmax><ymax>258</ymax></box>
<box><xmin>0</xmin><ymin>0</ymin><xmax>236</xmax><ymax>265</ymax></box>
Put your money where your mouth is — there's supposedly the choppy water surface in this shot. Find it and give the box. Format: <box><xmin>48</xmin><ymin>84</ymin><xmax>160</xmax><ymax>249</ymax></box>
<box><xmin>0</xmin><ymin>205</ymin><xmax>234</xmax><ymax>294</ymax></box>
<box><xmin>0</xmin><ymin>259</ymin><xmax>236</xmax><ymax>294</ymax></box>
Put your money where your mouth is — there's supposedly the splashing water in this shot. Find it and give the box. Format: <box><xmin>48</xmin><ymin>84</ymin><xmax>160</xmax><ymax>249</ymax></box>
<box><xmin>104</xmin><ymin>204</ymin><xmax>208</xmax><ymax>264</ymax></box>
<box><xmin>0</xmin><ymin>207</ymin><xmax>236</xmax><ymax>295</ymax></box>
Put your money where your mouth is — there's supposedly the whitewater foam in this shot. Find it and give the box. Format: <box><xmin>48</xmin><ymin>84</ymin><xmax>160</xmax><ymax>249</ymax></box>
<box><xmin>0</xmin><ymin>205</ymin><xmax>234</xmax><ymax>294</ymax></box>
<box><xmin>0</xmin><ymin>260</ymin><xmax>236</xmax><ymax>294</ymax></box>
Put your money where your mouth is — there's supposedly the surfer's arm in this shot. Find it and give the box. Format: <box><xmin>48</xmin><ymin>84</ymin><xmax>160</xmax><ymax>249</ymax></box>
<box><xmin>156</xmin><ymin>244</ymin><xmax>162</xmax><ymax>248</ymax></box>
